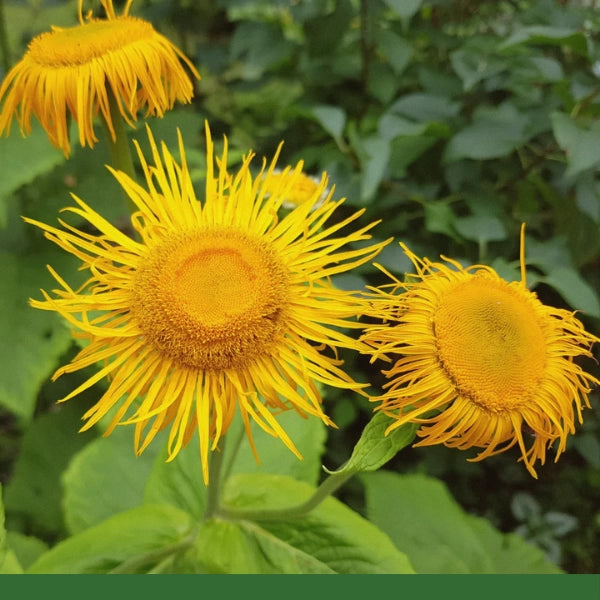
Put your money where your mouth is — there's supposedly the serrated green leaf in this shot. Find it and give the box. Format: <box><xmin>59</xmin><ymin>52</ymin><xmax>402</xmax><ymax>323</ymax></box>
<box><xmin>223</xmin><ymin>473</ymin><xmax>414</xmax><ymax>574</ymax></box>
<box><xmin>4</xmin><ymin>402</ymin><xmax>98</xmax><ymax>536</ymax></box>
<box><xmin>542</xmin><ymin>267</ymin><xmax>600</xmax><ymax>317</ymax></box>
<box><xmin>363</xmin><ymin>471</ymin><xmax>562</xmax><ymax>573</ymax></box>
<box><xmin>0</xmin><ymin>251</ymin><xmax>73</xmax><ymax>421</ymax></box>
<box><xmin>144</xmin><ymin>410</ymin><xmax>327</xmax><ymax>519</ymax></box>
<box><xmin>311</xmin><ymin>105</ymin><xmax>346</xmax><ymax>141</ymax></box>
<box><xmin>27</xmin><ymin>504</ymin><xmax>193</xmax><ymax>574</ymax></box>
<box><xmin>190</xmin><ymin>519</ymin><xmax>334</xmax><ymax>574</ymax></box>
<box><xmin>62</xmin><ymin>426</ymin><xmax>163</xmax><ymax>534</ymax></box>
<box><xmin>324</xmin><ymin>412</ymin><xmax>417</xmax><ymax>475</ymax></box>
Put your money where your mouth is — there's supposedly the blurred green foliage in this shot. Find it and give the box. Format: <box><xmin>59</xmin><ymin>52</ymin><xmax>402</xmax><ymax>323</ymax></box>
<box><xmin>0</xmin><ymin>0</ymin><xmax>599</xmax><ymax>573</ymax></box>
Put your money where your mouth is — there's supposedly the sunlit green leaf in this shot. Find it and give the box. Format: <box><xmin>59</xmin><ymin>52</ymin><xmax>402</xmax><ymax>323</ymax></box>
<box><xmin>6</xmin><ymin>532</ymin><xmax>48</xmax><ymax>571</ymax></box>
<box><xmin>62</xmin><ymin>426</ymin><xmax>163</xmax><ymax>534</ymax></box>
<box><xmin>27</xmin><ymin>504</ymin><xmax>193</xmax><ymax>574</ymax></box>
<box><xmin>324</xmin><ymin>412</ymin><xmax>417</xmax><ymax>475</ymax></box>
<box><xmin>222</xmin><ymin>473</ymin><xmax>415</xmax><ymax>574</ymax></box>
<box><xmin>144</xmin><ymin>410</ymin><xmax>327</xmax><ymax>520</ymax></box>
<box><xmin>363</xmin><ymin>471</ymin><xmax>562</xmax><ymax>573</ymax></box>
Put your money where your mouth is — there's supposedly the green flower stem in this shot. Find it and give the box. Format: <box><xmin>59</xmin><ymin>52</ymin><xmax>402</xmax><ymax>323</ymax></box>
<box><xmin>204</xmin><ymin>438</ymin><xmax>227</xmax><ymax>520</ymax></box>
<box><xmin>218</xmin><ymin>470</ymin><xmax>355</xmax><ymax>522</ymax></box>
<box><xmin>99</xmin><ymin>87</ymin><xmax>137</xmax><ymax>213</ymax></box>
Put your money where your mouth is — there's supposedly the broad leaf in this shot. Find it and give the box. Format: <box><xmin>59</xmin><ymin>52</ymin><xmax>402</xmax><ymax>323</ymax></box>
<box><xmin>62</xmin><ymin>426</ymin><xmax>162</xmax><ymax>534</ymax></box>
<box><xmin>0</xmin><ymin>251</ymin><xmax>73</xmax><ymax>421</ymax></box>
<box><xmin>5</xmin><ymin>532</ymin><xmax>48</xmax><ymax>571</ymax></box>
<box><xmin>144</xmin><ymin>409</ymin><xmax>327</xmax><ymax>519</ymax></box>
<box><xmin>363</xmin><ymin>471</ymin><xmax>562</xmax><ymax>574</ymax></box>
<box><xmin>542</xmin><ymin>267</ymin><xmax>600</xmax><ymax>317</ymax></box>
<box><xmin>0</xmin><ymin>124</ymin><xmax>65</xmax><ymax>227</ymax></box>
<box><xmin>221</xmin><ymin>472</ymin><xmax>414</xmax><ymax>574</ymax></box>
<box><xmin>311</xmin><ymin>105</ymin><xmax>346</xmax><ymax>141</ymax></box>
<box><xmin>4</xmin><ymin>402</ymin><xmax>98</xmax><ymax>535</ymax></box>
<box><xmin>445</xmin><ymin>103</ymin><xmax>530</xmax><ymax>161</ymax></box>
<box><xmin>190</xmin><ymin>519</ymin><xmax>334</xmax><ymax>574</ymax></box>
<box><xmin>551</xmin><ymin>112</ymin><xmax>600</xmax><ymax>178</ymax></box>
<box><xmin>27</xmin><ymin>504</ymin><xmax>193</xmax><ymax>574</ymax></box>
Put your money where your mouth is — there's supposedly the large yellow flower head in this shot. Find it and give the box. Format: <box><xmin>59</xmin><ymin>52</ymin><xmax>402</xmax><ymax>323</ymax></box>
<box><xmin>0</xmin><ymin>0</ymin><xmax>200</xmax><ymax>156</ymax></box>
<box><xmin>25</xmin><ymin>123</ymin><xmax>388</xmax><ymax>483</ymax></box>
<box><xmin>362</xmin><ymin>228</ymin><xmax>599</xmax><ymax>477</ymax></box>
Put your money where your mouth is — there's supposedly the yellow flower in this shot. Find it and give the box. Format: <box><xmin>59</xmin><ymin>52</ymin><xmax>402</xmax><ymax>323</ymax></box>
<box><xmin>362</xmin><ymin>227</ymin><xmax>599</xmax><ymax>477</ymax></box>
<box><xmin>263</xmin><ymin>169</ymin><xmax>330</xmax><ymax>210</ymax></box>
<box><xmin>0</xmin><ymin>0</ymin><xmax>199</xmax><ymax>156</ymax></box>
<box><xmin>25</xmin><ymin>123</ymin><xmax>388</xmax><ymax>483</ymax></box>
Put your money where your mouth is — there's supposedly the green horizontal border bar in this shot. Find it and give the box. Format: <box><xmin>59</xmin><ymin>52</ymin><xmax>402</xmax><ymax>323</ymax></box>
<box><xmin>1</xmin><ymin>574</ymin><xmax>599</xmax><ymax>599</ymax></box>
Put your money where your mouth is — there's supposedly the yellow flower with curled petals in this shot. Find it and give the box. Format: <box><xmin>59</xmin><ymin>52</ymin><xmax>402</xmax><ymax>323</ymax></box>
<box><xmin>362</xmin><ymin>227</ymin><xmax>599</xmax><ymax>477</ymax></box>
<box><xmin>0</xmin><ymin>0</ymin><xmax>199</xmax><ymax>156</ymax></box>
<box><xmin>25</xmin><ymin>123</ymin><xmax>389</xmax><ymax>483</ymax></box>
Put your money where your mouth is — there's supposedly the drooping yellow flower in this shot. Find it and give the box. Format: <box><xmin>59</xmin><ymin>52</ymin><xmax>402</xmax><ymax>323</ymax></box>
<box><xmin>0</xmin><ymin>0</ymin><xmax>200</xmax><ymax>156</ymax></box>
<box><xmin>362</xmin><ymin>227</ymin><xmax>599</xmax><ymax>477</ymax></box>
<box><xmin>25</xmin><ymin>123</ymin><xmax>388</xmax><ymax>483</ymax></box>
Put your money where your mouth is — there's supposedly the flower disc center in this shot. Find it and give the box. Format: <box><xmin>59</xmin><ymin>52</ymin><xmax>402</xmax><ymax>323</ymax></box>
<box><xmin>434</xmin><ymin>275</ymin><xmax>546</xmax><ymax>411</ymax></box>
<box><xmin>132</xmin><ymin>229</ymin><xmax>289</xmax><ymax>370</ymax></box>
<box><xmin>27</xmin><ymin>18</ymin><xmax>154</xmax><ymax>67</ymax></box>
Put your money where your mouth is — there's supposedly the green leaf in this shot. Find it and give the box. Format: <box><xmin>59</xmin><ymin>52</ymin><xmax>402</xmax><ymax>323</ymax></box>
<box><xmin>363</xmin><ymin>471</ymin><xmax>562</xmax><ymax>573</ymax></box>
<box><xmin>0</xmin><ymin>252</ymin><xmax>73</xmax><ymax>421</ymax></box>
<box><xmin>310</xmin><ymin>105</ymin><xmax>346</xmax><ymax>141</ymax></box>
<box><xmin>144</xmin><ymin>410</ymin><xmax>327</xmax><ymax>519</ymax></box>
<box><xmin>27</xmin><ymin>504</ymin><xmax>193</xmax><ymax>574</ymax></box>
<box><xmin>324</xmin><ymin>412</ymin><xmax>417</xmax><ymax>475</ymax></box>
<box><xmin>360</xmin><ymin>137</ymin><xmax>390</xmax><ymax>202</ymax></box>
<box><xmin>551</xmin><ymin>112</ymin><xmax>600</xmax><ymax>178</ymax></box>
<box><xmin>62</xmin><ymin>426</ymin><xmax>163</xmax><ymax>534</ymax></box>
<box><xmin>6</xmin><ymin>532</ymin><xmax>48</xmax><ymax>571</ymax></box>
<box><xmin>222</xmin><ymin>473</ymin><xmax>415</xmax><ymax>574</ymax></box>
<box><xmin>4</xmin><ymin>402</ymin><xmax>98</xmax><ymax>535</ymax></box>
<box><xmin>383</xmin><ymin>0</ymin><xmax>422</xmax><ymax>24</ymax></box>
<box><xmin>450</xmin><ymin>46</ymin><xmax>506</xmax><ymax>92</ymax></box>
<box><xmin>0</xmin><ymin>124</ymin><xmax>65</xmax><ymax>227</ymax></box>
<box><xmin>190</xmin><ymin>519</ymin><xmax>334</xmax><ymax>574</ymax></box>
<box><xmin>377</xmin><ymin>29</ymin><xmax>412</xmax><ymax>75</ymax></box>
<box><xmin>425</xmin><ymin>201</ymin><xmax>458</xmax><ymax>238</ymax></box>
<box><xmin>390</xmin><ymin>93</ymin><xmax>461</xmax><ymax>123</ymax></box>
<box><xmin>499</xmin><ymin>25</ymin><xmax>589</xmax><ymax>57</ymax></box>
<box><xmin>445</xmin><ymin>103</ymin><xmax>530</xmax><ymax>161</ymax></box>
<box><xmin>542</xmin><ymin>267</ymin><xmax>600</xmax><ymax>317</ymax></box>
<box><xmin>454</xmin><ymin>215</ymin><xmax>508</xmax><ymax>244</ymax></box>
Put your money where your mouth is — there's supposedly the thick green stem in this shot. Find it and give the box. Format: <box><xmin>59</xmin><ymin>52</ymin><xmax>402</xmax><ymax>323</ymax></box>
<box><xmin>203</xmin><ymin>439</ymin><xmax>227</xmax><ymax>520</ymax></box>
<box><xmin>99</xmin><ymin>87</ymin><xmax>138</xmax><ymax>214</ymax></box>
<box><xmin>218</xmin><ymin>470</ymin><xmax>355</xmax><ymax>522</ymax></box>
